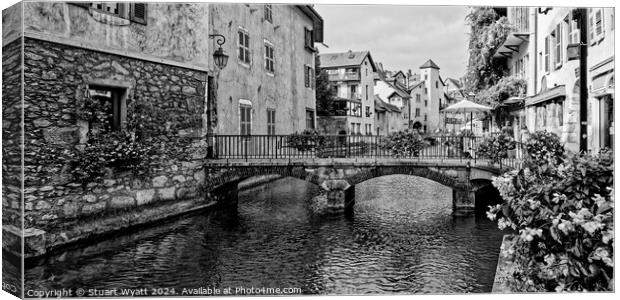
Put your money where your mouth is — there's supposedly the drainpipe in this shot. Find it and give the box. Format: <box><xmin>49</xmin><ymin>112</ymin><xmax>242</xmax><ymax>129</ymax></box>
<box><xmin>578</xmin><ymin>8</ymin><xmax>589</xmax><ymax>152</ymax></box>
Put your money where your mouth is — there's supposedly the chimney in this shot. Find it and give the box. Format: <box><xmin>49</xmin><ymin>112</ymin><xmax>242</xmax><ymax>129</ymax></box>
<box><xmin>347</xmin><ymin>50</ymin><xmax>354</xmax><ymax>59</ymax></box>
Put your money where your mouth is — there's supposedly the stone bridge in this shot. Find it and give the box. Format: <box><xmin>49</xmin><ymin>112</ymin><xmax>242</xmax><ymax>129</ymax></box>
<box><xmin>204</xmin><ymin>158</ymin><xmax>504</xmax><ymax>215</ymax></box>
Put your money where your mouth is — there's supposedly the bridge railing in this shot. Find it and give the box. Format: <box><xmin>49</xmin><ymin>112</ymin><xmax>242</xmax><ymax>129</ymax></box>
<box><xmin>210</xmin><ymin>134</ymin><xmax>522</xmax><ymax>166</ymax></box>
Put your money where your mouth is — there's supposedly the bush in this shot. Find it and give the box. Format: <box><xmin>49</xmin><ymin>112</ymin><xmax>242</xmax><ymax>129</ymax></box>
<box><xmin>477</xmin><ymin>133</ymin><xmax>516</xmax><ymax>163</ymax></box>
<box><xmin>72</xmin><ymin>130</ymin><xmax>154</xmax><ymax>183</ymax></box>
<box><xmin>288</xmin><ymin>129</ymin><xmax>326</xmax><ymax>151</ymax></box>
<box><xmin>488</xmin><ymin>150</ymin><xmax>614</xmax><ymax>292</ymax></box>
<box><xmin>379</xmin><ymin>130</ymin><xmax>428</xmax><ymax>157</ymax></box>
<box><xmin>525</xmin><ymin>131</ymin><xmax>565</xmax><ymax>165</ymax></box>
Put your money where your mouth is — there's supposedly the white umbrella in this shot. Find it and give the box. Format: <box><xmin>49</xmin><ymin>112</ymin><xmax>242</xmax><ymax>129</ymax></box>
<box><xmin>442</xmin><ymin>99</ymin><xmax>492</xmax><ymax>133</ymax></box>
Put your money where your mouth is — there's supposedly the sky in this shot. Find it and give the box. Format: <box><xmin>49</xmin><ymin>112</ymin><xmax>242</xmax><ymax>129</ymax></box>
<box><xmin>315</xmin><ymin>4</ymin><xmax>471</xmax><ymax>81</ymax></box>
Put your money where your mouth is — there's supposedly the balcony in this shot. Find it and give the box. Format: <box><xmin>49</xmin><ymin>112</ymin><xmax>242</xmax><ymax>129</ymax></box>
<box><xmin>493</xmin><ymin>7</ymin><xmax>531</xmax><ymax>59</ymax></box>
<box><xmin>328</xmin><ymin>72</ymin><xmax>360</xmax><ymax>82</ymax></box>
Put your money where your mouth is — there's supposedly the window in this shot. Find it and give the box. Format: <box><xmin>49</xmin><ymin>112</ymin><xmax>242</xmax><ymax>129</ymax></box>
<box><xmin>304</xmin><ymin>27</ymin><xmax>315</xmax><ymax>51</ymax></box>
<box><xmin>435</xmin><ymin>81</ymin><xmax>438</xmax><ymax>88</ymax></box>
<box><xmin>306</xmin><ymin>109</ymin><xmax>315</xmax><ymax>129</ymax></box>
<box><xmin>267</xmin><ymin>109</ymin><xmax>275</xmax><ymax>135</ymax></box>
<box><xmin>365</xmin><ymin>106</ymin><xmax>371</xmax><ymax>117</ymax></box>
<box><xmin>264</xmin><ymin>4</ymin><xmax>272</xmax><ymax>23</ymax></box>
<box><xmin>415</xmin><ymin>108</ymin><xmax>420</xmax><ymax>117</ymax></box>
<box><xmin>365</xmin><ymin>85</ymin><xmax>368</xmax><ymax>101</ymax></box>
<box><xmin>567</xmin><ymin>11</ymin><xmax>580</xmax><ymax>44</ymax></box>
<box><xmin>424</xmin><ymin>74</ymin><xmax>428</xmax><ymax>80</ymax></box>
<box><xmin>590</xmin><ymin>8</ymin><xmax>605</xmax><ymax>44</ymax></box>
<box><xmin>424</xmin><ymin>114</ymin><xmax>427</xmax><ymax>121</ymax></box>
<box><xmin>304</xmin><ymin>65</ymin><xmax>313</xmax><ymax>88</ymax></box>
<box><xmin>416</xmin><ymin>94</ymin><xmax>421</xmax><ymax>102</ymax></box>
<box><xmin>424</xmin><ymin>87</ymin><xmax>428</xmax><ymax>94</ymax></box>
<box><xmin>365</xmin><ymin>68</ymin><xmax>368</xmax><ymax>76</ymax></box>
<box><xmin>86</xmin><ymin>3</ymin><xmax>147</xmax><ymax>24</ymax></box>
<box><xmin>238</xmin><ymin>29</ymin><xmax>251</xmax><ymax>64</ymax></box>
<box><xmin>264</xmin><ymin>42</ymin><xmax>274</xmax><ymax>73</ymax></box>
<box><xmin>349</xmin><ymin>85</ymin><xmax>358</xmax><ymax>98</ymax></box>
<box><xmin>240</xmin><ymin>104</ymin><xmax>252</xmax><ymax>135</ymax></box>
<box><xmin>88</xmin><ymin>86</ymin><xmax>125</xmax><ymax>132</ymax></box>
<box><xmin>544</xmin><ymin>36</ymin><xmax>550</xmax><ymax>73</ymax></box>
<box><xmin>553</xmin><ymin>23</ymin><xmax>563</xmax><ymax>67</ymax></box>
<box><xmin>558</xmin><ymin>101</ymin><xmax>564</xmax><ymax>126</ymax></box>
<box><xmin>424</xmin><ymin>100</ymin><xmax>428</xmax><ymax>107</ymax></box>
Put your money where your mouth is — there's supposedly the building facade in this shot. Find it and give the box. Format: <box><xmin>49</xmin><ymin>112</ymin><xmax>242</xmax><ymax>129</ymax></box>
<box><xmin>2</xmin><ymin>1</ymin><xmax>218</xmax><ymax>256</ymax></box>
<box><xmin>319</xmin><ymin>50</ymin><xmax>377</xmax><ymax>135</ymax></box>
<box><xmin>493</xmin><ymin>7</ymin><xmax>614</xmax><ymax>152</ymax></box>
<box><xmin>210</xmin><ymin>4</ymin><xmax>323</xmax><ymax>135</ymax></box>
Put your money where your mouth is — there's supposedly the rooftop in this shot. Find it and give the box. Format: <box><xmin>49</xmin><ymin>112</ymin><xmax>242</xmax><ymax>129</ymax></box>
<box><xmin>420</xmin><ymin>59</ymin><xmax>440</xmax><ymax>70</ymax></box>
<box><xmin>320</xmin><ymin>50</ymin><xmax>376</xmax><ymax>70</ymax></box>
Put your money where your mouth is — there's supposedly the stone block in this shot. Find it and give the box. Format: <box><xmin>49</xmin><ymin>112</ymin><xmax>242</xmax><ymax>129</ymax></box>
<box><xmin>136</xmin><ymin>189</ymin><xmax>156</xmax><ymax>206</ymax></box>
<box><xmin>83</xmin><ymin>194</ymin><xmax>97</xmax><ymax>203</ymax></box>
<box><xmin>42</xmin><ymin>127</ymin><xmax>79</xmax><ymax>145</ymax></box>
<box><xmin>176</xmin><ymin>186</ymin><xmax>198</xmax><ymax>199</ymax></box>
<box><xmin>82</xmin><ymin>202</ymin><xmax>106</xmax><ymax>215</ymax></box>
<box><xmin>33</xmin><ymin>119</ymin><xmax>51</xmax><ymax>127</ymax></box>
<box><xmin>156</xmin><ymin>187</ymin><xmax>176</xmax><ymax>201</ymax></box>
<box><xmin>152</xmin><ymin>175</ymin><xmax>168</xmax><ymax>187</ymax></box>
<box><xmin>109</xmin><ymin>196</ymin><xmax>135</xmax><ymax>209</ymax></box>
<box><xmin>35</xmin><ymin>200</ymin><xmax>52</xmax><ymax>210</ymax></box>
<box><xmin>63</xmin><ymin>202</ymin><xmax>80</xmax><ymax>218</ymax></box>
<box><xmin>172</xmin><ymin>175</ymin><xmax>186</xmax><ymax>183</ymax></box>
<box><xmin>193</xmin><ymin>170</ymin><xmax>205</xmax><ymax>182</ymax></box>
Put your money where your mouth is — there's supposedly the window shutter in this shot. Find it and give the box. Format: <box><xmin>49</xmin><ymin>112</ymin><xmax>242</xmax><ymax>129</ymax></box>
<box><xmin>130</xmin><ymin>3</ymin><xmax>147</xmax><ymax>25</ymax></box>
<box><xmin>589</xmin><ymin>11</ymin><xmax>595</xmax><ymax>44</ymax></box>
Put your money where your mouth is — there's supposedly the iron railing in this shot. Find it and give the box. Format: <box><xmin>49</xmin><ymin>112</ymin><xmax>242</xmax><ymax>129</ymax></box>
<box><xmin>209</xmin><ymin>134</ymin><xmax>525</xmax><ymax>170</ymax></box>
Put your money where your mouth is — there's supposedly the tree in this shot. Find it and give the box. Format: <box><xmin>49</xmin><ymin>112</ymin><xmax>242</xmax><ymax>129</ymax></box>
<box><xmin>315</xmin><ymin>52</ymin><xmax>336</xmax><ymax>116</ymax></box>
<box><xmin>464</xmin><ymin>7</ymin><xmax>512</xmax><ymax>93</ymax></box>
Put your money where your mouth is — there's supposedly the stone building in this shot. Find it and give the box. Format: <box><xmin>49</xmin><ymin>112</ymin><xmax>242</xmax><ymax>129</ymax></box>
<box><xmin>318</xmin><ymin>50</ymin><xmax>377</xmax><ymax>135</ymax></box>
<box><xmin>210</xmin><ymin>4</ymin><xmax>323</xmax><ymax>135</ymax></box>
<box><xmin>2</xmin><ymin>2</ymin><xmax>209</xmax><ymax>257</ymax></box>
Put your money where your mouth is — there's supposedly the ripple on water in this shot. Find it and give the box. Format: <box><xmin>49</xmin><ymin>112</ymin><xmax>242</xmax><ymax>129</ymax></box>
<box><xmin>24</xmin><ymin>175</ymin><xmax>505</xmax><ymax>294</ymax></box>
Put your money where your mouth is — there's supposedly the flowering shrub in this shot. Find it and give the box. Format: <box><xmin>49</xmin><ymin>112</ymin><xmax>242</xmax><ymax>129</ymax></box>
<box><xmin>477</xmin><ymin>133</ymin><xmax>516</xmax><ymax>163</ymax></box>
<box><xmin>72</xmin><ymin>130</ymin><xmax>154</xmax><ymax>183</ymax></box>
<box><xmin>288</xmin><ymin>129</ymin><xmax>326</xmax><ymax>151</ymax></box>
<box><xmin>525</xmin><ymin>131</ymin><xmax>565</xmax><ymax>166</ymax></box>
<box><xmin>488</xmin><ymin>150</ymin><xmax>614</xmax><ymax>291</ymax></box>
<box><xmin>380</xmin><ymin>130</ymin><xmax>428</xmax><ymax>157</ymax></box>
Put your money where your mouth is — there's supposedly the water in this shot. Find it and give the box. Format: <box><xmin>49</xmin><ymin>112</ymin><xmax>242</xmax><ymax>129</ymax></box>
<box><xmin>24</xmin><ymin>175</ymin><xmax>505</xmax><ymax>294</ymax></box>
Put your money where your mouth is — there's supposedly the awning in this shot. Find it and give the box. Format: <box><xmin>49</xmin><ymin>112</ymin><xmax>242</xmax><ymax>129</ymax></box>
<box><xmin>526</xmin><ymin>85</ymin><xmax>566</xmax><ymax>106</ymax></box>
<box><xmin>591</xmin><ymin>72</ymin><xmax>614</xmax><ymax>97</ymax></box>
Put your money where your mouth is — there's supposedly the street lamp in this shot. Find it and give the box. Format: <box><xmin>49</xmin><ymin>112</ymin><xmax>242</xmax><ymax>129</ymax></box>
<box><xmin>209</xmin><ymin>34</ymin><xmax>229</xmax><ymax>69</ymax></box>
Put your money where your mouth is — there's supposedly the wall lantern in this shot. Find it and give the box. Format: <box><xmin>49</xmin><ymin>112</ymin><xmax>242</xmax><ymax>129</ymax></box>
<box><xmin>567</xmin><ymin>43</ymin><xmax>581</xmax><ymax>61</ymax></box>
<box><xmin>209</xmin><ymin>34</ymin><xmax>229</xmax><ymax>69</ymax></box>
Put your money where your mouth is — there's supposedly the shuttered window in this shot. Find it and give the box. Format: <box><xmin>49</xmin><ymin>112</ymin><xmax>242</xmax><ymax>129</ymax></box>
<box><xmin>238</xmin><ymin>30</ymin><xmax>251</xmax><ymax>64</ymax></box>
<box><xmin>267</xmin><ymin>109</ymin><xmax>276</xmax><ymax>135</ymax></box>
<box><xmin>264</xmin><ymin>43</ymin><xmax>274</xmax><ymax>73</ymax></box>
<box><xmin>590</xmin><ymin>8</ymin><xmax>605</xmax><ymax>44</ymax></box>
<box><xmin>554</xmin><ymin>23</ymin><xmax>563</xmax><ymax>66</ymax></box>
<box><xmin>264</xmin><ymin>4</ymin><xmax>272</xmax><ymax>23</ymax></box>
<box><xmin>130</xmin><ymin>3</ymin><xmax>147</xmax><ymax>25</ymax></box>
<box><xmin>544</xmin><ymin>36</ymin><xmax>550</xmax><ymax>73</ymax></box>
<box><xmin>240</xmin><ymin>104</ymin><xmax>252</xmax><ymax>135</ymax></box>
<box><xmin>304</xmin><ymin>28</ymin><xmax>315</xmax><ymax>51</ymax></box>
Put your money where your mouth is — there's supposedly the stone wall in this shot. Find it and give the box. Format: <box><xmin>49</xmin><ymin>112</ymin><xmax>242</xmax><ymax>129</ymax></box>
<box><xmin>17</xmin><ymin>37</ymin><xmax>210</xmax><ymax>256</ymax></box>
<box><xmin>2</xmin><ymin>38</ymin><xmax>23</xmax><ymax>232</ymax></box>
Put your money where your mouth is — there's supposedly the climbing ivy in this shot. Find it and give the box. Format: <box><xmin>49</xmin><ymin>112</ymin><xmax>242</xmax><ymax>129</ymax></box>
<box><xmin>464</xmin><ymin>7</ymin><xmax>513</xmax><ymax>92</ymax></box>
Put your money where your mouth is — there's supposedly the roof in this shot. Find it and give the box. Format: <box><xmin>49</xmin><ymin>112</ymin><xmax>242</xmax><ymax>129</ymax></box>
<box><xmin>374</xmin><ymin>95</ymin><xmax>401</xmax><ymax>113</ymax></box>
<box><xmin>446</xmin><ymin>78</ymin><xmax>462</xmax><ymax>88</ymax></box>
<box><xmin>296</xmin><ymin>6</ymin><xmax>324</xmax><ymax>43</ymax></box>
<box><xmin>420</xmin><ymin>59</ymin><xmax>440</xmax><ymax>70</ymax></box>
<box><xmin>320</xmin><ymin>50</ymin><xmax>377</xmax><ymax>71</ymax></box>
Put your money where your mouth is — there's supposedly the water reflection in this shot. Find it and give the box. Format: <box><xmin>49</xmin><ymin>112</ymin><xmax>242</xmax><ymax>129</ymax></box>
<box><xmin>25</xmin><ymin>175</ymin><xmax>505</xmax><ymax>294</ymax></box>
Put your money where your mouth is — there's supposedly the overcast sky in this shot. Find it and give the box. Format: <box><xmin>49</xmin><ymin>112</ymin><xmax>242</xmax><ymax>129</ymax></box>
<box><xmin>315</xmin><ymin>5</ymin><xmax>471</xmax><ymax>81</ymax></box>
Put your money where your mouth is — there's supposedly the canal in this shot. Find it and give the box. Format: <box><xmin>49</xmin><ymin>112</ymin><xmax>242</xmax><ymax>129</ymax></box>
<box><xmin>24</xmin><ymin>175</ymin><xmax>505</xmax><ymax>294</ymax></box>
